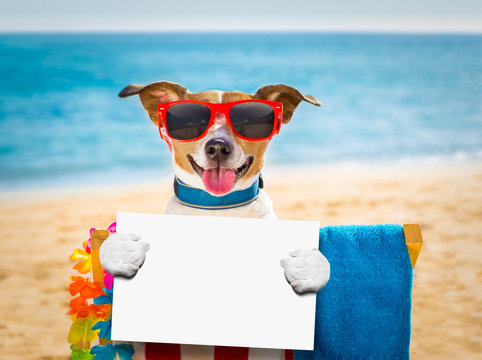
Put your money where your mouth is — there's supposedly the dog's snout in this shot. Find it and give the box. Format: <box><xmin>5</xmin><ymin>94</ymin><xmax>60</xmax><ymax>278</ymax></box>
<box><xmin>205</xmin><ymin>138</ymin><xmax>232</xmax><ymax>161</ymax></box>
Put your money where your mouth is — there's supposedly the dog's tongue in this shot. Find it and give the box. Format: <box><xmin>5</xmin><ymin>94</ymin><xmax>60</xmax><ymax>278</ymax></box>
<box><xmin>202</xmin><ymin>167</ymin><xmax>235</xmax><ymax>195</ymax></box>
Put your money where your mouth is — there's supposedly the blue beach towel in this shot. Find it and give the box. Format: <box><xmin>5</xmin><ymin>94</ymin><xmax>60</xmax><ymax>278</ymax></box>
<box><xmin>295</xmin><ymin>225</ymin><xmax>413</xmax><ymax>360</ymax></box>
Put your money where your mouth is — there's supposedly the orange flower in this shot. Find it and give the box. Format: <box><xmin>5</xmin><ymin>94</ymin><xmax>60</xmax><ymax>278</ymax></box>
<box><xmin>66</xmin><ymin>296</ymin><xmax>109</xmax><ymax>319</ymax></box>
<box><xmin>69</xmin><ymin>276</ymin><xmax>104</xmax><ymax>299</ymax></box>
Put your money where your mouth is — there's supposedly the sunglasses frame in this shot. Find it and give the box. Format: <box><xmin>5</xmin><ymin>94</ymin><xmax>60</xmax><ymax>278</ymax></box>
<box><xmin>157</xmin><ymin>99</ymin><xmax>283</xmax><ymax>146</ymax></box>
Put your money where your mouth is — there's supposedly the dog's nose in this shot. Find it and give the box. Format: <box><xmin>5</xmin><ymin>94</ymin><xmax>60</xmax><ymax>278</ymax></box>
<box><xmin>205</xmin><ymin>138</ymin><xmax>232</xmax><ymax>161</ymax></box>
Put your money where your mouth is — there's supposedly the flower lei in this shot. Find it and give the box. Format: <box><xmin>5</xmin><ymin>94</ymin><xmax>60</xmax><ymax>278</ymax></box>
<box><xmin>68</xmin><ymin>222</ymin><xmax>135</xmax><ymax>360</ymax></box>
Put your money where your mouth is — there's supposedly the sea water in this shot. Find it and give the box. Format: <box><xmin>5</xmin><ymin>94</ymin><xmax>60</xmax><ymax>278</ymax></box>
<box><xmin>0</xmin><ymin>33</ymin><xmax>481</xmax><ymax>189</ymax></box>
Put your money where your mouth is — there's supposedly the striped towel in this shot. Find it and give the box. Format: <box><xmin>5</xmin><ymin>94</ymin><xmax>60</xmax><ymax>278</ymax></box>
<box><xmin>132</xmin><ymin>343</ymin><xmax>293</xmax><ymax>360</ymax></box>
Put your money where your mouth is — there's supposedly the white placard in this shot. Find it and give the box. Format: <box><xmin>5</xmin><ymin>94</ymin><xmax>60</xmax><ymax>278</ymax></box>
<box><xmin>112</xmin><ymin>212</ymin><xmax>319</xmax><ymax>350</ymax></box>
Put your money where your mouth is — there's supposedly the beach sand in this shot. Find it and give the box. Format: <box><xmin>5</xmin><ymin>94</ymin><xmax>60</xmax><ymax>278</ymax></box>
<box><xmin>0</xmin><ymin>163</ymin><xmax>481</xmax><ymax>360</ymax></box>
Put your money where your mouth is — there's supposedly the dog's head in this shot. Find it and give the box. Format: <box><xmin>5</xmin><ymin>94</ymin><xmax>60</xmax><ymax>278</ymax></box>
<box><xmin>119</xmin><ymin>81</ymin><xmax>320</xmax><ymax>195</ymax></box>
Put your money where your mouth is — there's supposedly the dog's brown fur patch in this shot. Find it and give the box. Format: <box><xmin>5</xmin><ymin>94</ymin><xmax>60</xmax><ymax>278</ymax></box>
<box><xmin>187</xmin><ymin>91</ymin><xmax>221</xmax><ymax>103</ymax></box>
<box><xmin>253</xmin><ymin>84</ymin><xmax>321</xmax><ymax>124</ymax></box>
<box><xmin>186</xmin><ymin>90</ymin><xmax>252</xmax><ymax>104</ymax></box>
<box><xmin>236</xmin><ymin>139</ymin><xmax>270</xmax><ymax>186</ymax></box>
<box><xmin>172</xmin><ymin>140</ymin><xmax>201</xmax><ymax>175</ymax></box>
<box><xmin>222</xmin><ymin>91</ymin><xmax>252</xmax><ymax>103</ymax></box>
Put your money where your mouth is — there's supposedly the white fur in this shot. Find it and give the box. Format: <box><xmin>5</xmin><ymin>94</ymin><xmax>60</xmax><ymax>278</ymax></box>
<box><xmin>100</xmin><ymin>233</ymin><xmax>149</xmax><ymax>278</ymax></box>
<box><xmin>281</xmin><ymin>249</ymin><xmax>330</xmax><ymax>294</ymax></box>
<box><xmin>217</xmin><ymin>90</ymin><xmax>224</xmax><ymax>103</ymax></box>
<box><xmin>98</xmin><ymin>87</ymin><xmax>330</xmax><ymax>360</ymax></box>
<box><xmin>100</xmin><ymin>88</ymin><xmax>330</xmax><ymax>294</ymax></box>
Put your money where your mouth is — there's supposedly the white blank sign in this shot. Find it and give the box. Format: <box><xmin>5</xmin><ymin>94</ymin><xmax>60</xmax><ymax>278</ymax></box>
<box><xmin>112</xmin><ymin>212</ymin><xmax>319</xmax><ymax>350</ymax></box>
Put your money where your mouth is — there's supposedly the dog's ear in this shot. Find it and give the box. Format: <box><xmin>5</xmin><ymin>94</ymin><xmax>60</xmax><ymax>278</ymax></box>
<box><xmin>118</xmin><ymin>81</ymin><xmax>189</xmax><ymax>125</ymax></box>
<box><xmin>253</xmin><ymin>85</ymin><xmax>321</xmax><ymax>124</ymax></box>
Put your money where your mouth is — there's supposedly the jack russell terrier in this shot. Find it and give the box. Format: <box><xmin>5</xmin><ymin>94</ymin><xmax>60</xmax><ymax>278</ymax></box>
<box><xmin>100</xmin><ymin>81</ymin><xmax>330</xmax><ymax>360</ymax></box>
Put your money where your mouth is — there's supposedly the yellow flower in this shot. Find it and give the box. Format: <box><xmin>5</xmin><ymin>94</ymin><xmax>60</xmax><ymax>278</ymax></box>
<box><xmin>70</xmin><ymin>242</ymin><xmax>92</xmax><ymax>274</ymax></box>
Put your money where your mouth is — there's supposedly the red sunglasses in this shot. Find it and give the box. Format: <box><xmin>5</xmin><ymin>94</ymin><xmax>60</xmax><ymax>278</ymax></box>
<box><xmin>157</xmin><ymin>99</ymin><xmax>283</xmax><ymax>146</ymax></box>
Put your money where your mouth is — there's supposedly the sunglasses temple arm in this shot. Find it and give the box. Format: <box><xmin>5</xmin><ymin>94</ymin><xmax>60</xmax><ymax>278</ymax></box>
<box><xmin>275</xmin><ymin>112</ymin><xmax>282</xmax><ymax>134</ymax></box>
<box><xmin>158</xmin><ymin>123</ymin><xmax>174</xmax><ymax>152</ymax></box>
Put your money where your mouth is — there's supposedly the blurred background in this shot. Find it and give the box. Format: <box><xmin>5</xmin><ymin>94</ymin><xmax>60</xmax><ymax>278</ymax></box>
<box><xmin>0</xmin><ymin>0</ymin><xmax>481</xmax><ymax>190</ymax></box>
<box><xmin>0</xmin><ymin>1</ymin><xmax>481</xmax><ymax>360</ymax></box>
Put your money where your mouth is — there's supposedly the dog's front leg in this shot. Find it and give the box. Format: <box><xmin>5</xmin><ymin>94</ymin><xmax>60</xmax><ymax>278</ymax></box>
<box><xmin>280</xmin><ymin>249</ymin><xmax>330</xmax><ymax>294</ymax></box>
<box><xmin>100</xmin><ymin>233</ymin><xmax>150</xmax><ymax>277</ymax></box>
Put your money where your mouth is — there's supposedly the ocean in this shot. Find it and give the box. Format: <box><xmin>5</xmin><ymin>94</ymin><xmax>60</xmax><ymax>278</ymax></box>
<box><xmin>0</xmin><ymin>33</ymin><xmax>481</xmax><ymax>189</ymax></box>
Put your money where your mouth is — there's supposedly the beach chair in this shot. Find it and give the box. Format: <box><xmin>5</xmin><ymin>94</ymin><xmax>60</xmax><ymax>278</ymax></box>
<box><xmin>68</xmin><ymin>223</ymin><xmax>422</xmax><ymax>360</ymax></box>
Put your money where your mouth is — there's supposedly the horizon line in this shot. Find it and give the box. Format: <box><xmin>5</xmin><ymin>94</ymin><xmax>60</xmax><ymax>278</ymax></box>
<box><xmin>1</xmin><ymin>29</ymin><xmax>481</xmax><ymax>35</ymax></box>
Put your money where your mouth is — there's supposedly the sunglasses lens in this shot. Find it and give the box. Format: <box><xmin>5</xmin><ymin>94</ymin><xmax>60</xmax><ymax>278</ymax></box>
<box><xmin>165</xmin><ymin>103</ymin><xmax>211</xmax><ymax>140</ymax></box>
<box><xmin>229</xmin><ymin>102</ymin><xmax>275</xmax><ymax>139</ymax></box>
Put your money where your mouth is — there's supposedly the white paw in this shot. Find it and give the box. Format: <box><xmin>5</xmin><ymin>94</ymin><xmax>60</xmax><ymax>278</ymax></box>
<box><xmin>100</xmin><ymin>233</ymin><xmax>150</xmax><ymax>277</ymax></box>
<box><xmin>280</xmin><ymin>248</ymin><xmax>330</xmax><ymax>294</ymax></box>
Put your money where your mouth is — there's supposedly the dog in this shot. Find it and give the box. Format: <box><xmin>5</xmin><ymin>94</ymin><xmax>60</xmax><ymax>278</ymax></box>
<box><xmin>100</xmin><ymin>81</ymin><xmax>330</xmax><ymax>360</ymax></box>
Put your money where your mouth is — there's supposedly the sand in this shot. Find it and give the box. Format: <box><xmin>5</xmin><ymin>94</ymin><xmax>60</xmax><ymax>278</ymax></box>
<box><xmin>0</xmin><ymin>162</ymin><xmax>481</xmax><ymax>360</ymax></box>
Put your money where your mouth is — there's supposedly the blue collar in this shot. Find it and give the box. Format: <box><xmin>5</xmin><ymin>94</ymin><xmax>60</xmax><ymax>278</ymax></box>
<box><xmin>175</xmin><ymin>177</ymin><xmax>260</xmax><ymax>210</ymax></box>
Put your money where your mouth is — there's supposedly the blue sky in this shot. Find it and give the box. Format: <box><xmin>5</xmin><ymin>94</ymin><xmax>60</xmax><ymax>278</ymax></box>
<box><xmin>0</xmin><ymin>0</ymin><xmax>481</xmax><ymax>32</ymax></box>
